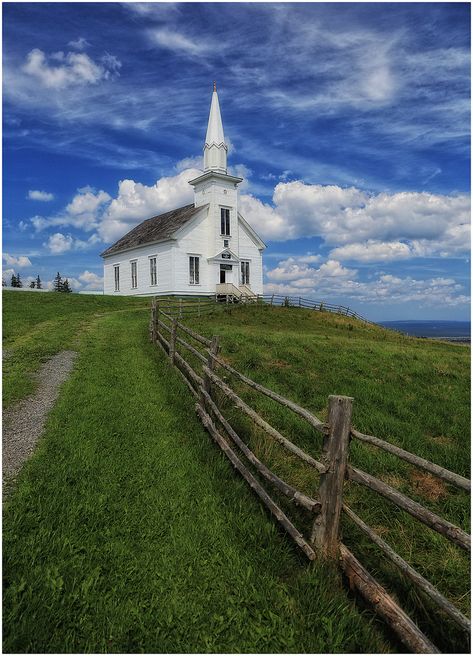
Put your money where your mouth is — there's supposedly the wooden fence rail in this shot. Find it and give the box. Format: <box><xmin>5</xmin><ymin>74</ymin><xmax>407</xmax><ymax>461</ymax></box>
<box><xmin>351</xmin><ymin>428</ymin><xmax>470</xmax><ymax>492</ymax></box>
<box><xmin>147</xmin><ymin>293</ymin><xmax>374</xmax><ymax>324</ymax></box>
<box><xmin>148</xmin><ymin>300</ymin><xmax>470</xmax><ymax>653</ymax></box>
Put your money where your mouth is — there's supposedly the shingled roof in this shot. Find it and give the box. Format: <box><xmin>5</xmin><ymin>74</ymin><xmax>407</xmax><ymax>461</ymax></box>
<box><xmin>100</xmin><ymin>203</ymin><xmax>207</xmax><ymax>258</ymax></box>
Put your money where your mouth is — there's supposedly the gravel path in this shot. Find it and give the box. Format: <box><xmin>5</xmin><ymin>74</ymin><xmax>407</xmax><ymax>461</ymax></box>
<box><xmin>3</xmin><ymin>350</ymin><xmax>77</xmax><ymax>493</ymax></box>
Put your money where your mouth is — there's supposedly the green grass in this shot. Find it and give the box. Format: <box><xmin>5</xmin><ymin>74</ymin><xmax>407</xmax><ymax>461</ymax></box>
<box><xmin>186</xmin><ymin>304</ymin><xmax>470</xmax><ymax>652</ymax></box>
<box><xmin>2</xmin><ymin>291</ymin><xmax>149</xmax><ymax>409</ymax></box>
<box><xmin>3</xmin><ymin>292</ymin><xmax>391</xmax><ymax>653</ymax></box>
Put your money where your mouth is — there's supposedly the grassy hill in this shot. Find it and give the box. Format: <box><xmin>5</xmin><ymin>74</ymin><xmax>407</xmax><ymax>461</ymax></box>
<box><xmin>189</xmin><ymin>304</ymin><xmax>470</xmax><ymax>649</ymax></box>
<box><xmin>3</xmin><ymin>291</ymin><xmax>470</xmax><ymax>652</ymax></box>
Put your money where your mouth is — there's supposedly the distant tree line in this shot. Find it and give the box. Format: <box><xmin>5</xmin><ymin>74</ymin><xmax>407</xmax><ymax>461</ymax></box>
<box><xmin>7</xmin><ymin>273</ymin><xmax>42</xmax><ymax>289</ymax></box>
<box><xmin>5</xmin><ymin>272</ymin><xmax>72</xmax><ymax>292</ymax></box>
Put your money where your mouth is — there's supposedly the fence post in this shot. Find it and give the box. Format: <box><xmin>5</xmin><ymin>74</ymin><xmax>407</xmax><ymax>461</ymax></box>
<box><xmin>270</xmin><ymin>293</ymin><xmax>274</xmax><ymax>306</ymax></box>
<box><xmin>311</xmin><ymin>395</ymin><xmax>353</xmax><ymax>558</ymax></box>
<box><xmin>155</xmin><ymin>300</ymin><xmax>160</xmax><ymax>340</ymax></box>
<box><xmin>169</xmin><ymin>318</ymin><xmax>178</xmax><ymax>364</ymax></box>
<box><xmin>179</xmin><ymin>298</ymin><xmax>183</xmax><ymax>320</ymax></box>
<box><xmin>151</xmin><ymin>298</ymin><xmax>157</xmax><ymax>343</ymax></box>
<box><xmin>198</xmin><ymin>298</ymin><xmax>201</xmax><ymax>318</ymax></box>
<box><xmin>201</xmin><ymin>335</ymin><xmax>220</xmax><ymax>400</ymax></box>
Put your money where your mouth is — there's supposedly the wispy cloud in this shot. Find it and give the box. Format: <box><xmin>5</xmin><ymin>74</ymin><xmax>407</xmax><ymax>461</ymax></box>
<box><xmin>68</xmin><ymin>37</ymin><xmax>91</xmax><ymax>50</ymax></box>
<box><xmin>148</xmin><ymin>28</ymin><xmax>213</xmax><ymax>57</ymax></box>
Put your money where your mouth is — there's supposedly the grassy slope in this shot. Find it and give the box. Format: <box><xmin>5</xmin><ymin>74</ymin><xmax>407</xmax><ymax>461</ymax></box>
<box><xmin>3</xmin><ymin>292</ymin><xmax>389</xmax><ymax>653</ymax></box>
<box><xmin>187</xmin><ymin>305</ymin><xmax>470</xmax><ymax>652</ymax></box>
<box><xmin>2</xmin><ymin>291</ymin><xmax>149</xmax><ymax>409</ymax></box>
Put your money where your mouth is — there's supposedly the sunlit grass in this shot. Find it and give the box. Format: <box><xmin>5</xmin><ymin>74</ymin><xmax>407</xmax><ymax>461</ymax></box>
<box><xmin>3</xmin><ymin>295</ymin><xmax>390</xmax><ymax>653</ymax></box>
<box><xmin>186</xmin><ymin>303</ymin><xmax>470</xmax><ymax>652</ymax></box>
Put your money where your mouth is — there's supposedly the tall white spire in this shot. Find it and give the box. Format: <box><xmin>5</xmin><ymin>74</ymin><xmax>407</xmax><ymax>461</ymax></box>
<box><xmin>203</xmin><ymin>82</ymin><xmax>228</xmax><ymax>174</ymax></box>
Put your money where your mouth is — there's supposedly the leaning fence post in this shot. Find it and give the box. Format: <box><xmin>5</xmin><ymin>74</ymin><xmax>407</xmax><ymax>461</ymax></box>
<box><xmin>169</xmin><ymin>318</ymin><xmax>178</xmax><ymax>364</ymax></box>
<box><xmin>311</xmin><ymin>395</ymin><xmax>353</xmax><ymax>558</ymax></box>
<box><xmin>201</xmin><ymin>335</ymin><xmax>220</xmax><ymax>401</ymax></box>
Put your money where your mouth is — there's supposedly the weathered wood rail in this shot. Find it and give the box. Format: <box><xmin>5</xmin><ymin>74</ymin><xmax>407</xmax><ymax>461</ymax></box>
<box><xmin>148</xmin><ymin>300</ymin><xmax>470</xmax><ymax>653</ymax></box>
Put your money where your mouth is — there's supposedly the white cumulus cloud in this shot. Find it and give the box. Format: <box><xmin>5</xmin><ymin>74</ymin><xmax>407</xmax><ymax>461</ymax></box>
<box><xmin>99</xmin><ymin>168</ymin><xmax>201</xmax><ymax>242</ymax></box>
<box><xmin>23</xmin><ymin>171</ymin><xmax>471</xmax><ymax>275</ymax></box>
<box><xmin>28</xmin><ymin>189</ymin><xmax>54</xmax><ymax>201</ymax></box>
<box><xmin>22</xmin><ymin>48</ymin><xmax>120</xmax><ymax>89</ymax></box>
<box><xmin>265</xmin><ymin>254</ymin><xmax>469</xmax><ymax>308</ymax></box>
<box><xmin>78</xmin><ymin>270</ymin><xmax>103</xmax><ymax>290</ymax></box>
<box><xmin>243</xmin><ymin>180</ymin><xmax>470</xmax><ymax>261</ymax></box>
<box><xmin>330</xmin><ymin>240</ymin><xmax>413</xmax><ymax>262</ymax></box>
<box><xmin>32</xmin><ymin>187</ymin><xmax>111</xmax><ymax>232</ymax></box>
<box><xmin>2</xmin><ymin>253</ymin><xmax>32</xmax><ymax>267</ymax></box>
<box><xmin>46</xmin><ymin>233</ymin><xmax>74</xmax><ymax>254</ymax></box>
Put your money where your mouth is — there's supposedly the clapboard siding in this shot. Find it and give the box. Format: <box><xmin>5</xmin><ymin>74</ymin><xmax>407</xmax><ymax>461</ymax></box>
<box><xmin>172</xmin><ymin>206</ymin><xmax>213</xmax><ymax>295</ymax></box>
<box><xmin>238</xmin><ymin>222</ymin><xmax>264</xmax><ymax>294</ymax></box>
<box><xmin>103</xmin><ymin>241</ymin><xmax>173</xmax><ymax>296</ymax></box>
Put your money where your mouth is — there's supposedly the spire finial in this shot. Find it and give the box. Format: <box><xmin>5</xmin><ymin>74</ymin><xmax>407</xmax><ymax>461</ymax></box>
<box><xmin>213</xmin><ymin>80</ymin><xmax>217</xmax><ymax>92</ymax></box>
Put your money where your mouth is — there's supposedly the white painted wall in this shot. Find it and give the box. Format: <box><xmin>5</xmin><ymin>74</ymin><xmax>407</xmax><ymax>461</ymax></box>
<box><xmin>171</xmin><ymin>206</ymin><xmax>214</xmax><ymax>295</ymax></box>
<box><xmin>238</xmin><ymin>221</ymin><xmax>264</xmax><ymax>295</ymax></box>
<box><xmin>103</xmin><ymin>240</ymin><xmax>173</xmax><ymax>296</ymax></box>
<box><xmin>193</xmin><ymin>176</ymin><xmax>240</xmax><ymax>256</ymax></box>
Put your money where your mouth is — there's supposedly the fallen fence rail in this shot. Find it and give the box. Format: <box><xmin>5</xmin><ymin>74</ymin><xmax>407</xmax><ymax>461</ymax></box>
<box><xmin>148</xmin><ymin>299</ymin><xmax>470</xmax><ymax>653</ymax></box>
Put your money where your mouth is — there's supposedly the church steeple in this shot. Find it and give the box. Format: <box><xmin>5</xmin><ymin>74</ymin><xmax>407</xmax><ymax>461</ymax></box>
<box><xmin>203</xmin><ymin>82</ymin><xmax>228</xmax><ymax>174</ymax></box>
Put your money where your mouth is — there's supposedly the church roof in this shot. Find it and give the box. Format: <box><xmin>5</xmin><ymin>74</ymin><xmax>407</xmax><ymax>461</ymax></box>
<box><xmin>100</xmin><ymin>203</ymin><xmax>205</xmax><ymax>257</ymax></box>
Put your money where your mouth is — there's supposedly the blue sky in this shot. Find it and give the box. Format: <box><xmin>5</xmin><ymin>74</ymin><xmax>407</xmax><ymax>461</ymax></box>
<box><xmin>3</xmin><ymin>2</ymin><xmax>470</xmax><ymax>320</ymax></box>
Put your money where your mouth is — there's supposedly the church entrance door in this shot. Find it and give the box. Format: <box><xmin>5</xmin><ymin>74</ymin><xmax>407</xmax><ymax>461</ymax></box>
<box><xmin>220</xmin><ymin>264</ymin><xmax>232</xmax><ymax>284</ymax></box>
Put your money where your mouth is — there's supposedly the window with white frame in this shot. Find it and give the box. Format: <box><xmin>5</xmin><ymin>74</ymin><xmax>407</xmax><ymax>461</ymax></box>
<box><xmin>149</xmin><ymin>257</ymin><xmax>157</xmax><ymax>286</ymax></box>
<box><xmin>220</xmin><ymin>208</ymin><xmax>231</xmax><ymax>236</ymax></box>
<box><xmin>189</xmin><ymin>256</ymin><xmax>200</xmax><ymax>285</ymax></box>
<box><xmin>114</xmin><ymin>265</ymin><xmax>120</xmax><ymax>292</ymax></box>
<box><xmin>241</xmin><ymin>260</ymin><xmax>250</xmax><ymax>285</ymax></box>
<box><xmin>131</xmin><ymin>260</ymin><xmax>138</xmax><ymax>289</ymax></box>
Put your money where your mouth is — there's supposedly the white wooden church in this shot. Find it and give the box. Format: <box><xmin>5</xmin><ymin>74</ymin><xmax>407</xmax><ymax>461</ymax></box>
<box><xmin>102</xmin><ymin>84</ymin><xmax>265</xmax><ymax>299</ymax></box>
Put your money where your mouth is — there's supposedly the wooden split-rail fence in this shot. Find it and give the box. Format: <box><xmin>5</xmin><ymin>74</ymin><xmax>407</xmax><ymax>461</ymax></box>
<box><xmin>153</xmin><ymin>293</ymin><xmax>374</xmax><ymax>324</ymax></box>
<box><xmin>148</xmin><ymin>300</ymin><xmax>470</xmax><ymax>653</ymax></box>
